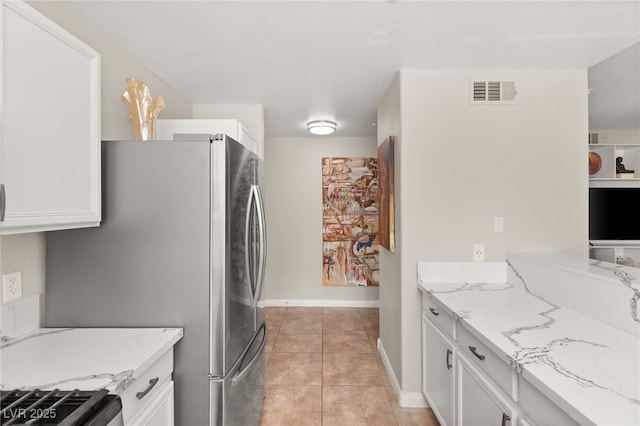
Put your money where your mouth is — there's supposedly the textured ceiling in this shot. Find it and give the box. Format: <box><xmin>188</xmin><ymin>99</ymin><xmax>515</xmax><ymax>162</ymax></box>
<box><xmin>65</xmin><ymin>1</ymin><xmax>640</xmax><ymax>138</ymax></box>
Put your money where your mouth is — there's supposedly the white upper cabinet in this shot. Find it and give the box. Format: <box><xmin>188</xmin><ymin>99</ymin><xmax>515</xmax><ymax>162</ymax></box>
<box><xmin>1</xmin><ymin>0</ymin><xmax>100</xmax><ymax>235</ymax></box>
<box><xmin>155</xmin><ymin>119</ymin><xmax>259</xmax><ymax>156</ymax></box>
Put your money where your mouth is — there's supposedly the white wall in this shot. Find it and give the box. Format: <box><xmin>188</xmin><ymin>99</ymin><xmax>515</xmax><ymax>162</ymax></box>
<box><xmin>264</xmin><ymin>136</ymin><xmax>379</xmax><ymax>306</ymax></box>
<box><xmin>376</xmin><ymin>75</ymin><xmax>403</xmax><ymax>387</ymax></box>
<box><xmin>28</xmin><ymin>1</ymin><xmax>192</xmax><ymax>140</ymax></box>
<box><xmin>378</xmin><ymin>69</ymin><xmax>589</xmax><ymax>402</ymax></box>
<box><xmin>0</xmin><ymin>234</ymin><xmax>45</xmax><ymax>307</ymax></box>
<box><xmin>0</xmin><ymin>1</ymin><xmax>193</xmax><ymax>317</ymax></box>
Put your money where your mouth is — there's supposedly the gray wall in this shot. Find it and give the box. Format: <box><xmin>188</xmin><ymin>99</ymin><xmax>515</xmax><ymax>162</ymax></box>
<box><xmin>588</xmin><ymin>42</ymin><xmax>640</xmax><ymax>143</ymax></box>
<box><xmin>263</xmin><ymin>136</ymin><xmax>379</xmax><ymax>305</ymax></box>
<box><xmin>378</xmin><ymin>69</ymin><xmax>589</xmax><ymax>403</ymax></box>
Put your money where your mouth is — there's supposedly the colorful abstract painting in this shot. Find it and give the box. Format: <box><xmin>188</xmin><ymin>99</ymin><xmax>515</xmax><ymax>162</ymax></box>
<box><xmin>322</xmin><ymin>157</ymin><xmax>379</xmax><ymax>286</ymax></box>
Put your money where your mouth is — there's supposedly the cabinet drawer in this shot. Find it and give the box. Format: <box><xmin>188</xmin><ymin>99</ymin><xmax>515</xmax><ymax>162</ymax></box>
<box><xmin>519</xmin><ymin>376</ymin><xmax>579</xmax><ymax>426</ymax></box>
<box><xmin>422</xmin><ymin>293</ymin><xmax>456</xmax><ymax>338</ymax></box>
<box><xmin>457</xmin><ymin>325</ymin><xmax>514</xmax><ymax>398</ymax></box>
<box><xmin>119</xmin><ymin>349</ymin><xmax>174</xmax><ymax>425</ymax></box>
<box><xmin>128</xmin><ymin>380</ymin><xmax>175</xmax><ymax>426</ymax></box>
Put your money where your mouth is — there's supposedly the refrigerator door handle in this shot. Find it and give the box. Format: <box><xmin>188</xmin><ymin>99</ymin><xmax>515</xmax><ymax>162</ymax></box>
<box><xmin>244</xmin><ymin>186</ymin><xmax>257</xmax><ymax>308</ymax></box>
<box><xmin>253</xmin><ymin>185</ymin><xmax>267</xmax><ymax>308</ymax></box>
<box><xmin>230</xmin><ymin>322</ymin><xmax>267</xmax><ymax>387</ymax></box>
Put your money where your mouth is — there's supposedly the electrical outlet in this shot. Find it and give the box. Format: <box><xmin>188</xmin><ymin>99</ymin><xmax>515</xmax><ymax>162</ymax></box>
<box><xmin>473</xmin><ymin>244</ymin><xmax>485</xmax><ymax>262</ymax></box>
<box><xmin>2</xmin><ymin>271</ymin><xmax>23</xmax><ymax>303</ymax></box>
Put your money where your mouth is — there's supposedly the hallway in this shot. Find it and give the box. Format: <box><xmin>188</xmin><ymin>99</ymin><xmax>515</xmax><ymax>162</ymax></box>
<box><xmin>260</xmin><ymin>306</ymin><xmax>440</xmax><ymax>425</ymax></box>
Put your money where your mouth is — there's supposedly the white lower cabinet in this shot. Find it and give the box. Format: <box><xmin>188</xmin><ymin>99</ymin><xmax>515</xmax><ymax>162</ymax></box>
<box><xmin>457</xmin><ymin>353</ymin><xmax>517</xmax><ymax>426</ymax></box>
<box><xmin>422</xmin><ymin>313</ymin><xmax>455</xmax><ymax>426</ymax></box>
<box><xmin>420</xmin><ymin>292</ymin><xmax>586</xmax><ymax>426</ymax></box>
<box><xmin>119</xmin><ymin>349</ymin><xmax>175</xmax><ymax>425</ymax></box>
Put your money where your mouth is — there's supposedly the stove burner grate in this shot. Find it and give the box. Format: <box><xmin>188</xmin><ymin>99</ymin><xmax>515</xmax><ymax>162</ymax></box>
<box><xmin>0</xmin><ymin>388</ymin><xmax>121</xmax><ymax>426</ymax></box>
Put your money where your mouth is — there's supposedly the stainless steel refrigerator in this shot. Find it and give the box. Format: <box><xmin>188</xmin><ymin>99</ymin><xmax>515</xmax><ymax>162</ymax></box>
<box><xmin>45</xmin><ymin>135</ymin><xmax>267</xmax><ymax>426</ymax></box>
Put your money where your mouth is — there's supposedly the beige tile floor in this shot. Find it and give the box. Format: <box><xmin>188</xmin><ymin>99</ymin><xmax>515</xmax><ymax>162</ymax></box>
<box><xmin>260</xmin><ymin>306</ymin><xmax>441</xmax><ymax>426</ymax></box>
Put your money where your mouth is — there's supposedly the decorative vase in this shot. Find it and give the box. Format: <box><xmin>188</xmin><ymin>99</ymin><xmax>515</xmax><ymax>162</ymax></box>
<box><xmin>588</xmin><ymin>151</ymin><xmax>602</xmax><ymax>175</ymax></box>
<box><xmin>121</xmin><ymin>78</ymin><xmax>165</xmax><ymax>140</ymax></box>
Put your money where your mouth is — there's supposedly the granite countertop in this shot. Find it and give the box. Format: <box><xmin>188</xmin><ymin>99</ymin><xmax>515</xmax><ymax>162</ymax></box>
<box><xmin>417</xmin><ymin>256</ymin><xmax>640</xmax><ymax>426</ymax></box>
<box><xmin>0</xmin><ymin>327</ymin><xmax>183</xmax><ymax>394</ymax></box>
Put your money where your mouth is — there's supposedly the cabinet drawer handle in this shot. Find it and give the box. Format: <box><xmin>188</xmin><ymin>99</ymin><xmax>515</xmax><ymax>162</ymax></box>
<box><xmin>136</xmin><ymin>377</ymin><xmax>159</xmax><ymax>400</ymax></box>
<box><xmin>0</xmin><ymin>184</ymin><xmax>5</xmax><ymax>222</ymax></box>
<box><xmin>501</xmin><ymin>413</ymin><xmax>511</xmax><ymax>426</ymax></box>
<box><xmin>429</xmin><ymin>307</ymin><xmax>440</xmax><ymax>316</ymax></box>
<box><xmin>469</xmin><ymin>346</ymin><xmax>485</xmax><ymax>361</ymax></box>
<box><xmin>446</xmin><ymin>349</ymin><xmax>452</xmax><ymax>370</ymax></box>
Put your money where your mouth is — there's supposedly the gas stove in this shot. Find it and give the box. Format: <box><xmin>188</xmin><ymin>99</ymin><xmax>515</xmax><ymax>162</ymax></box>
<box><xmin>0</xmin><ymin>388</ymin><xmax>122</xmax><ymax>426</ymax></box>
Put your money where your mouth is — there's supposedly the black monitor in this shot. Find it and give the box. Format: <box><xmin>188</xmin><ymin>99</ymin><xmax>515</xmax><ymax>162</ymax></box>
<box><xmin>589</xmin><ymin>187</ymin><xmax>640</xmax><ymax>240</ymax></box>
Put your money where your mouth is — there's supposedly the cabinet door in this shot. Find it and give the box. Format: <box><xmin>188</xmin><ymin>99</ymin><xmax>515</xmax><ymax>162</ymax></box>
<box><xmin>1</xmin><ymin>0</ymin><xmax>100</xmax><ymax>234</ymax></box>
<box><xmin>457</xmin><ymin>353</ymin><xmax>516</xmax><ymax>426</ymax></box>
<box><xmin>422</xmin><ymin>313</ymin><xmax>455</xmax><ymax>426</ymax></box>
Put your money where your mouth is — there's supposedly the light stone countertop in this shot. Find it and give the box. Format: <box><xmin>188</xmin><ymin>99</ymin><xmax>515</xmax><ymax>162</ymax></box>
<box><xmin>417</xmin><ymin>254</ymin><xmax>640</xmax><ymax>426</ymax></box>
<box><xmin>0</xmin><ymin>327</ymin><xmax>183</xmax><ymax>394</ymax></box>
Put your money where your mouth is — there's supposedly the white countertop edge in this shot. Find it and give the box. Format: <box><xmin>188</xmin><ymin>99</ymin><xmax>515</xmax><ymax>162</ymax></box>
<box><xmin>507</xmin><ymin>252</ymin><xmax>640</xmax><ymax>290</ymax></box>
<box><xmin>119</xmin><ymin>328</ymin><xmax>184</xmax><ymax>388</ymax></box>
<box><xmin>0</xmin><ymin>327</ymin><xmax>184</xmax><ymax>393</ymax></box>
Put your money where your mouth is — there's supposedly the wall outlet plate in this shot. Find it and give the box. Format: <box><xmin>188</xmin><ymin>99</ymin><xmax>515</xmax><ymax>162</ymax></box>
<box><xmin>2</xmin><ymin>271</ymin><xmax>23</xmax><ymax>303</ymax></box>
<box><xmin>473</xmin><ymin>244</ymin><xmax>485</xmax><ymax>262</ymax></box>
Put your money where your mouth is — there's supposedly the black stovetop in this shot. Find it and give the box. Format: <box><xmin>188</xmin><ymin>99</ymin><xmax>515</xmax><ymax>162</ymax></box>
<box><xmin>0</xmin><ymin>388</ymin><xmax>121</xmax><ymax>426</ymax></box>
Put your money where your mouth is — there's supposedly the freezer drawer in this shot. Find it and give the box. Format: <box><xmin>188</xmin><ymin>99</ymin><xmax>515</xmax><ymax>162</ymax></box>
<box><xmin>210</xmin><ymin>323</ymin><xmax>266</xmax><ymax>426</ymax></box>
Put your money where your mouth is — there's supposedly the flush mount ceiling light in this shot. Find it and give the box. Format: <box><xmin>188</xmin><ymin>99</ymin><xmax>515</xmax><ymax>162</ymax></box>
<box><xmin>307</xmin><ymin>120</ymin><xmax>337</xmax><ymax>135</ymax></box>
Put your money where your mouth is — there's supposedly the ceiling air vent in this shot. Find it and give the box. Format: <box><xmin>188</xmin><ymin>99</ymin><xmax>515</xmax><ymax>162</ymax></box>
<box><xmin>471</xmin><ymin>80</ymin><xmax>517</xmax><ymax>104</ymax></box>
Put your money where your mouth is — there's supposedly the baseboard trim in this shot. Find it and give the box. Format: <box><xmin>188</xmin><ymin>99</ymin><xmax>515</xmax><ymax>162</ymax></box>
<box><xmin>400</xmin><ymin>392</ymin><xmax>429</xmax><ymax>408</ymax></box>
<box><xmin>265</xmin><ymin>299</ymin><xmax>379</xmax><ymax>308</ymax></box>
<box><xmin>377</xmin><ymin>338</ymin><xmax>401</xmax><ymax>395</ymax></box>
<box><xmin>377</xmin><ymin>338</ymin><xmax>429</xmax><ymax>408</ymax></box>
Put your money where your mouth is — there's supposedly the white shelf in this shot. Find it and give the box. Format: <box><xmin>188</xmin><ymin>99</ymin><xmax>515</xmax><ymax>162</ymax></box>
<box><xmin>589</xmin><ymin>178</ymin><xmax>640</xmax><ymax>181</ymax></box>
<box><xmin>589</xmin><ymin>242</ymin><xmax>640</xmax><ymax>267</ymax></box>
<box><xmin>588</xmin><ymin>144</ymin><xmax>640</xmax><ymax>257</ymax></box>
<box><xmin>589</xmin><ymin>144</ymin><xmax>640</xmax><ymax>181</ymax></box>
